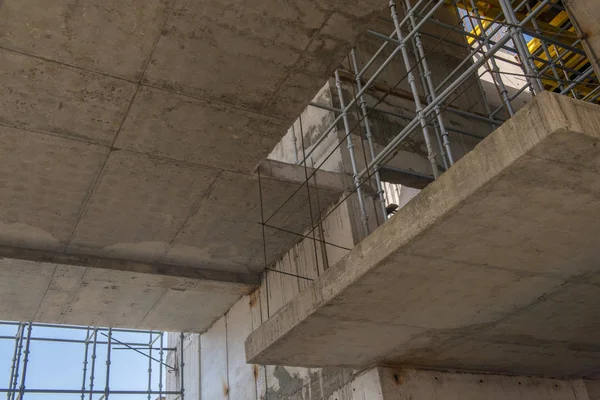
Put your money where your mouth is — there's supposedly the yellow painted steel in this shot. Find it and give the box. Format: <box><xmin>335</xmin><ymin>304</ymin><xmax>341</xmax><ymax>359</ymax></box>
<box><xmin>457</xmin><ymin>0</ymin><xmax>597</xmax><ymax>100</ymax></box>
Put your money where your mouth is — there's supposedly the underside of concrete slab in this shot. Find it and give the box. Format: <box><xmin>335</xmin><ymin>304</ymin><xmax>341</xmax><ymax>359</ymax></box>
<box><xmin>0</xmin><ymin>0</ymin><xmax>385</xmax><ymax>329</ymax></box>
<box><xmin>0</xmin><ymin>258</ymin><xmax>255</xmax><ymax>332</ymax></box>
<box><xmin>0</xmin><ymin>158</ymin><xmax>350</xmax><ymax>331</ymax></box>
<box><xmin>245</xmin><ymin>92</ymin><xmax>600</xmax><ymax>378</ymax></box>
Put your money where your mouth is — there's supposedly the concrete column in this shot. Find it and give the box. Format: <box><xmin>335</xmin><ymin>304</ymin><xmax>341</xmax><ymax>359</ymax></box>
<box><xmin>565</xmin><ymin>0</ymin><xmax>600</xmax><ymax>78</ymax></box>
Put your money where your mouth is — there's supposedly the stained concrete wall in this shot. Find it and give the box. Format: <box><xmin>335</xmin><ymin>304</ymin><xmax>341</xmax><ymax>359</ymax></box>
<box><xmin>180</xmin><ymin>326</ymin><xmax>600</xmax><ymax>400</ymax></box>
<box><xmin>346</xmin><ymin>368</ymin><xmax>599</xmax><ymax>400</ymax></box>
<box><xmin>193</xmin><ymin>290</ymin><xmax>355</xmax><ymax>400</ymax></box>
<box><xmin>185</xmin><ymin>190</ymin><xmax>364</xmax><ymax>399</ymax></box>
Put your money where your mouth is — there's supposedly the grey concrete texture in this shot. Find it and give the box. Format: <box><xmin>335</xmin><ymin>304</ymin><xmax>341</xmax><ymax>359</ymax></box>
<box><xmin>0</xmin><ymin>0</ymin><xmax>387</xmax><ymax>122</ymax></box>
<box><xmin>0</xmin><ymin>258</ymin><xmax>254</xmax><ymax>332</ymax></box>
<box><xmin>375</xmin><ymin>368</ymin><xmax>595</xmax><ymax>400</ymax></box>
<box><xmin>0</xmin><ymin>0</ymin><xmax>385</xmax><ymax>330</ymax></box>
<box><xmin>245</xmin><ymin>92</ymin><xmax>600</xmax><ymax>378</ymax></box>
<box><xmin>0</xmin><ymin>126</ymin><xmax>346</xmax><ymax>274</ymax></box>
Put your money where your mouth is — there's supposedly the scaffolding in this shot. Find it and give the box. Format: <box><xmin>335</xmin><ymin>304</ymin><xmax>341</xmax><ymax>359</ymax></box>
<box><xmin>258</xmin><ymin>0</ymin><xmax>599</xmax><ymax>288</ymax></box>
<box><xmin>0</xmin><ymin>321</ymin><xmax>184</xmax><ymax>400</ymax></box>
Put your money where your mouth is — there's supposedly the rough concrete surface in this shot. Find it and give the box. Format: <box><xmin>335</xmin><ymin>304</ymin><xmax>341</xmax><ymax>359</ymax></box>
<box><xmin>245</xmin><ymin>93</ymin><xmax>600</xmax><ymax>378</ymax></box>
<box><xmin>0</xmin><ymin>258</ymin><xmax>253</xmax><ymax>332</ymax></box>
<box><xmin>0</xmin><ymin>0</ymin><xmax>385</xmax><ymax>328</ymax></box>
<box><xmin>376</xmin><ymin>368</ymin><xmax>595</xmax><ymax>400</ymax></box>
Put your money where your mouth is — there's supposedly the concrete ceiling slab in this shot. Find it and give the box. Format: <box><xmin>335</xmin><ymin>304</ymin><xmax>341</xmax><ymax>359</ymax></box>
<box><xmin>0</xmin><ymin>49</ymin><xmax>136</xmax><ymax>144</ymax></box>
<box><xmin>0</xmin><ymin>0</ymin><xmax>385</xmax><ymax>330</ymax></box>
<box><xmin>34</xmin><ymin>264</ymin><xmax>87</xmax><ymax>322</ymax></box>
<box><xmin>138</xmin><ymin>283</ymin><xmax>251</xmax><ymax>333</ymax></box>
<box><xmin>67</xmin><ymin>150</ymin><xmax>221</xmax><ymax>262</ymax></box>
<box><xmin>62</xmin><ymin>278</ymin><xmax>167</xmax><ymax>327</ymax></box>
<box><xmin>487</xmin><ymin>282</ymin><xmax>600</xmax><ymax>348</ymax></box>
<box><xmin>0</xmin><ymin>259</ymin><xmax>56</xmax><ymax>321</ymax></box>
<box><xmin>115</xmin><ymin>86</ymin><xmax>286</xmax><ymax>173</ymax></box>
<box><xmin>0</xmin><ymin>0</ymin><xmax>171</xmax><ymax>80</ymax></box>
<box><xmin>144</xmin><ymin>0</ymin><xmax>346</xmax><ymax>114</ymax></box>
<box><xmin>245</xmin><ymin>93</ymin><xmax>600</xmax><ymax>378</ymax></box>
<box><xmin>0</xmin><ymin>257</ymin><xmax>255</xmax><ymax>332</ymax></box>
<box><xmin>163</xmin><ymin>165</ymin><xmax>348</xmax><ymax>273</ymax></box>
<box><xmin>144</xmin><ymin>0</ymin><xmax>305</xmax><ymax>112</ymax></box>
<box><xmin>0</xmin><ymin>126</ymin><xmax>108</xmax><ymax>251</ymax></box>
<box><xmin>388</xmin><ymin>336</ymin><xmax>600</xmax><ymax>378</ymax></box>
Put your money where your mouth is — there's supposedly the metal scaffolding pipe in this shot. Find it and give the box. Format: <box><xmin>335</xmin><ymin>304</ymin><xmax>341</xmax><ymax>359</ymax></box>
<box><xmin>404</xmin><ymin>0</ymin><xmax>455</xmax><ymax>166</ymax></box>
<box><xmin>560</xmin><ymin>66</ymin><xmax>595</xmax><ymax>95</ymax></box>
<box><xmin>81</xmin><ymin>328</ymin><xmax>91</xmax><ymax>400</ymax></box>
<box><xmin>498</xmin><ymin>0</ymin><xmax>544</xmax><ymax>94</ymax></box>
<box><xmin>17</xmin><ymin>323</ymin><xmax>32</xmax><ymax>400</ymax></box>
<box><xmin>6</xmin><ymin>324</ymin><xmax>22</xmax><ymax>400</ymax></box>
<box><xmin>310</xmin><ymin>99</ymin><xmax>485</xmax><ymax>139</ymax></box>
<box><xmin>466</xmin><ymin>0</ymin><xmax>515</xmax><ymax>116</ymax></box>
<box><xmin>159</xmin><ymin>333</ymin><xmax>164</xmax><ymax>400</ymax></box>
<box><xmin>105</xmin><ymin>328</ymin><xmax>112</xmax><ymax>400</ymax></box>
<box><xmin>180</xmin><ymin>333</ymin><xmax>185</xmax><ymax>400</ymax></box>
<box><xmin>88</xmin><ymin>328</ymin><xmax>98</xmax><ymax>400</ymax></box>
<box><xmin>350</xmin><ymin>49</ymin><xmax>388</xmax><ymax>221</ymax></box>
<box><xmin>335</xmin><ymin>70</ymin><xmax>371</xmax><ymax>235</ymax></box>
<box><xmin>300</xmin><ymin>0</ymin><xmax>446</xmax><ymax>165</ymax></box>
<box><xmin>0</xmin><ymin>321</ymin><xmax>183</xmax><ymax>399</ymax></box>
<box><xmin>147</xmin><ymin>331</ymin><xmax>153</xmax><ymax>400</ymax></box>
<box><xmin>0</xmin><ymin>389</ymin><xmax>183</xmax><ymax>395</ymax></box>
<box><xmin>359</xmin><ymin>0</ymin><xmax>552</xmax><ymax>181</ymax></box>
<box><xmin>403</xmin><ymin>4</ymin><xmax>449</xmax><ymax>169</ymax></box>
<box><xmin>490</xmin><ymin>37</ymin><xmax>584</xmax><ymax>117</ymax></box>
<box><xmin>390</xmin><ymin>0</ymin><xmax>440</xmax><ymax>178</ymax></box>
<box><xmin>525</xmin><ymin>2</ymin><xmax>566</xmax><ymax>93</ymax></box>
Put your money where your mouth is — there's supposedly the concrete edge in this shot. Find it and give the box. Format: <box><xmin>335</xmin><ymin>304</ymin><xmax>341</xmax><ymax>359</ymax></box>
<box><xmin>244</xmin><ymin>92</ymin><xmax>593</xmax><ymax>364</ymax></box>
<box><xmin>258</xmin><ymin>158</ymin><xmax>354</xmax><ymax>193</ymax></box>
<box><xmin>0</xmin><ymin>245</ymin><xmax>261</xmax><ymax>287</ymax></box>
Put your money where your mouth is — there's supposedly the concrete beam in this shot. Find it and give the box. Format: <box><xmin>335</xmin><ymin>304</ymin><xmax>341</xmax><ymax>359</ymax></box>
<box><xmin>258</xmin><ymin>159</ymin><xmax>354</xmax><ymax>193</ymax></box>
<box><xmin>245</xmin><ymin>92</ymin><xmax>600</xmax><ymax>378</ymax></box>
<box><xmin>0</xmin><ymin>245</ymin><xmax>260</xmax><ymax>285</ymax></box>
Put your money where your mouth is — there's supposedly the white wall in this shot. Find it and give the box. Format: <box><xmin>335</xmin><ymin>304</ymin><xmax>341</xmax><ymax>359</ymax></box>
<box><xmin>166</xmin><ymin>332</ymin><xmax>201</xmax><ymax>400</ymax></box>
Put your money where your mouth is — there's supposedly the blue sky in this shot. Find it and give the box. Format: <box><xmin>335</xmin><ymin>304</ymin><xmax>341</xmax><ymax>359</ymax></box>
<box><xmin>0</xmin><ymin>323</ymin><xmax>172</xmax><ymax>400</ymax></box>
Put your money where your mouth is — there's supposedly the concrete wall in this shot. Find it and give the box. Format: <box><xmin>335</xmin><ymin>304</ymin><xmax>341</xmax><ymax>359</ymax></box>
<box><xmin>341</xmin><ymin>367</ymin><xmax>600</xmax><ymax>400</ymax></box>
<box><xmin>176</xmin><ymin>334</ymin><xmax>600</xmax><ymax>400</ymax></box>
<box><xmin>175</xmin><ymin>192</ymin><xmax>364</xmax><ymax>400</ymax></box>
<box><xmin>192</xmin><ymin>290</ymin><xmax>356</xmax><ymax>400</ymax></box>
<box><xmin>268</xmin><ymin>84</ymin><xmax>344</xmax><ymax>174</ymax></box>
